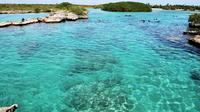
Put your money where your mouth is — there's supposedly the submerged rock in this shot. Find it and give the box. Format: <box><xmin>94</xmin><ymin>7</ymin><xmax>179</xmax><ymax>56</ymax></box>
<box><xmin>188</xmin><ymin>35</ymin><xmax>200</xmax><ymax>47</ymax></box>
<box><xmin>18</xmin><ymin>42</ymin><xmax>41</xmax><ymax>58</ymax></box>
<box><xmin>141</xmin><ymin>20</ymin><xmax>146</xmax><ymax>23</ymax></box>
<box><xmin>190</xmin><ymin>70</ymin><xmax>200</xmax><ymax>80</ymax></box>
<box><xmin>62</xmin><ymin>77</ymin><xmax>134</xmax><ymax>112</ymax></box>
<box><xmin>125</xmin><ymin>15</ymin><xmax>131</xmax><ymax>17</ymax></box>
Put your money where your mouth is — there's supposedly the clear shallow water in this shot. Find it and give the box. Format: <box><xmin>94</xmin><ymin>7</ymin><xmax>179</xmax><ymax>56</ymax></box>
<box><xmin>0</xmin><ymin>9</ymin><xmax>200</xmax><ymax>112</ymax></box>
<box><xmin>0</xmin><ymin>13</ymin><xmax>48</xmax><ymax>22</ymax></box>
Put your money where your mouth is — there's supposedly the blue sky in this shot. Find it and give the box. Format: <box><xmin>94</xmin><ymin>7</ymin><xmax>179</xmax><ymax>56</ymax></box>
<box><xmin>0</xmin><ymin>0</ymin><xmax>199</xmax><ymax>5</ymax></box>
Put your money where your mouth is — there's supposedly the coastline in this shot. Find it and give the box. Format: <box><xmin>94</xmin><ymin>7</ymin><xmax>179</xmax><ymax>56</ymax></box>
<box><xmin>152</xmin><ymin>8</ymin><xmax>163</xmax><ymax>10</ymax></box>
<box><xmin>0</xmin><ymin>10</ymin><xmax>88</xmax><ymax>27</ymax></box>
<box><xmin>0</xmin><ymin>10</ymin><xmax>54</xmax><ymax>14</ymax></box>
<box><xmin>152</xmin><ymin>8</ymin><xmax>200</xmax><ymax>11</ymax></box>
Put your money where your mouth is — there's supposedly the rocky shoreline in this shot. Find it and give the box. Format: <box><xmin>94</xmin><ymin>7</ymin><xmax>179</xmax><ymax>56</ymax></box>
<box><xmin>188</xmin><ymin>35</ymin><xmax>200</xmax><ymax>47</ymax></box>
<box><xmin>0</xmin><ymin>10</ymin><xmax>88</xmax><ymax>27</ymax></box>
<box><xmin>184</xmin><ymin>23</ymin><xmax>200</xmax><ymax>47</ymax></box>
<box><xmin>183</xmin><ymin>13</ymin><xmax>200</xmax><ymax>48</ymax></box>
<box><xmin>0</xmin><ymin>9</ymin><xmax>54</xmax><ymax>14</ymax></box>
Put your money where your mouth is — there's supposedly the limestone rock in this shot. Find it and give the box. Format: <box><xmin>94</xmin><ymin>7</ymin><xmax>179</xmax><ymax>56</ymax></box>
<box><xmin>43</xmin><ymin>16</ymin><xmax>64</xmax><ymax>23</ymax></box>
<box><xmin>26</xmin><ymin>18</ymin><xmax>39</xmax><ymax>23</ymax></box>
<box><xmin>0</xmin><ymin>10</ymin><xmax>88</xmax><ymax>27</ymax></box>
<box><xmin>189</xmin><ymin>23</ymin><xmax>200</xmax><ymax>28</ymax></box>
<box><xmin>66</xmin><ymin>13</ymin><xmax>79</xmax><ymax>21</ymax></box>
<box><xmin>0</xmin><ymin>22</ymin><xmax>12</xmax><ymax>27</ymax></box>
<box><xmin>0</xmin><ymin>10</ymin><xmax>32</xmax><ymax>14</ymax></box>
<box><xmin>183</xmin><ymin>30</ymin><xmax>199</xmax><ymax>35</ymax></box>
<box><xmin>188</xmin><ymin>35</ymin><xmax>200</xmax><ymax>47</ymax></box>
<box><xmin>78</xmin><ymin>15</ymin><xmax>88</xmax><ymax>19</ymax></box>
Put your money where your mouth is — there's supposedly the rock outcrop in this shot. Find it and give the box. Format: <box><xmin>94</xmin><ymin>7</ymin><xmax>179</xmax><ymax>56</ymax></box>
<box><xmin>0</xmin><ymin>22</ymin><xmax>12</xmax><ymax>27</ymax></box>
<box><xmin>78</xmin><ymin>15</ymin><xmax>88</xmax><ymax>19</ymax></box>
<box><xmin>185</xmin><ymin>14</ymin><xmax>200</xmax><ymax>48</ymax></box>
<box><xmin>0</xmin><ymin>10</ymin><xmax>33</xmax><ymax>14</ymax></box>
<box><xmin>0</xmin><ymin>104</ymin><xmax>18</xmax><ymax>112</ymax></box>
<box><xmin>188</xmin><ymin>35</ymin><xmax>200</xmax><ymax>47</ymax></box>
<box><xmin>43</xmin><ymin>16</ymin><xmax>64</xmax><ymax>23</ymax></box>
<box><xmin>66</xmin><ymin>12</ymin><xmax>79</xmax><ymax>21</ymax></box>
<box><xmin>0</xmin><ymin>9</ymin><xmax>55</xmax><ymax>14</ymax></box>
<box><xmin>189</xmin><ymin>23</ymin><xmax>200</xmax><ymax>28</ymax></box>
<box><xmin>183</xmin><ymin>30</ymin><xmax>199</xmax><ymax>35</ymax></box>
<box><xmin>0</xmin><ymin>10</ymin><xmax>88</xmax><ymax>27</ymax></box>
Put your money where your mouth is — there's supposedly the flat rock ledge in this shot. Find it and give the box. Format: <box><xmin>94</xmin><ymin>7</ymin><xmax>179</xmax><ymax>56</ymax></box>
<box><xmin>189</xmin><ymin>23</ymin><xmax>200</xmax><ymax>28</ymax></box>
<box><xmin>183</xmin><ymin>30</ymin><xmax>199</xmax><ymax>35</ymax></box>
<box><xmin>188</xmin><ymin>35</ymin><xmax>200</xmax><ymax>47</ymax></box>
<box><xmin>0</xmin><ymin>11</ymin><xmax>88</xmax><ymax>27</ymax></box>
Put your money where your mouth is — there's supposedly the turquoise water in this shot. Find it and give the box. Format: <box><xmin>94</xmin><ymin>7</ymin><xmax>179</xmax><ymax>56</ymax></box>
<box><xmin>0</xmin><ymin>13</ymin><xmax>48</xmax><ymax>22</ymax></box>
<box><xmin>0</xmin><ymin>9</ymin><xmax>200</xmax><ymax>112</ymax></box>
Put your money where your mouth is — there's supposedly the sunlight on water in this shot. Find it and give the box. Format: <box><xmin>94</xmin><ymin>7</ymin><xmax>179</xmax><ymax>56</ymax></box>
<box><xmin>0</xmin><ymin>9</ymin><xmax>200</xmax><ymax>112</ymax></box>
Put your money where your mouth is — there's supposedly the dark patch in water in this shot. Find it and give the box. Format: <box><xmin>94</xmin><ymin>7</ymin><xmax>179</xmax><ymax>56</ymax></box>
<box><xmin>18</xmin><ymin>42</ymin><xmax>41</xmax><ymax>59</ymax></box>
<box><xmin>129</xmin><ymin>19</ymin><xmax>200</xmax><ymax>56</ymax></box>
<box><xmin>66</xmin><ymin>48</ymin><xmax>119</xmax><ymax>76</ymax></box>
<box><xmin>190</xmin><ymin>70</ymin><xmax>200</xmax><ymax>80</ymax></box>
<box><xmin>152</xmin><ymin>47</ymin><xmax>183</xmax><ymax>60</ymax></box>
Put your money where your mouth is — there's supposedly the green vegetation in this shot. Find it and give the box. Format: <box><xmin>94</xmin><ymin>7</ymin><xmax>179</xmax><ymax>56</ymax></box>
<box><xmin>0</xmin><ymin>4</ymin><xmax>56</xmax><ymax>11</ymax></box>
<box><xmin>69</xmin><ymin>6</ymin><xmax>86</xmax><ymax>15</ymax></box>
<box><xmin>189</xmin><ymin>13</ymin><xmax>200</xmax><ymax>24</ymax></box>
<box><xmin>102</xmin><ymin>2</ymin><xmax>152</xmax><ymax>12</ymax></box>
<box><xmin>34</xmin><ymin>8</ymin><xmax>41</xmax><ymax>13</ymax></box>
<box><xmin>55</xmin><ymin>2</ymin><xmax>72</xmax><ymax>9</ymax></box>
<box><xmin>0</xmin><ymin>2</ymin><xmax>87</xmax><ymax>15</ymax></box>
<box><xmin>152</xmin><ymin>4</ymin><xmax>200</xmax><ymax>11</ymax></box>
<box><xmin>55</xmin><ymin>2</ymin><xmax>86</xmax><ymax>15</ymax></box>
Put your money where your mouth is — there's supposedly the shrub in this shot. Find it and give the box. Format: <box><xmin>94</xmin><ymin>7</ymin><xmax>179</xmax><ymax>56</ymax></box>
<box><xmin>152</xmin><ymin>5</ymin><xmax>200</xmax><ymax>11</ymax></box>
<box><xmin>69</xmin><ymin>6</ymin><xmax>86</xmax><ymax>15</ymax></box>
<box><xmin>56</xmin><ymin>2</ymin><xmax>71</xmax><ymax>9</ymax></box>
<box><xmin>34</xmin><ymin>8</ymin><xmax>41</xmax><ymax>13</ymax></box>
<box><xmin>189</xmin><ymin>13</ymin><xmax>200</xmax><ymax>24</ymax></box>
<box><xmin>102</xmin><ymin>2</ymin><xmax>152</xmax><ymax>12</ymax></box>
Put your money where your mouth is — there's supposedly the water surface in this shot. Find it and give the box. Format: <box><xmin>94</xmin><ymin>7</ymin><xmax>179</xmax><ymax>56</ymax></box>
<box><xmin>0</xmin><ymin>13</ymin><xmax>48</xmax><ymax>22</ymax></box>
<box><xmin>0</xmin><ymin>9</ymin><xmax>200</xmax><ymax>112</ymax></box>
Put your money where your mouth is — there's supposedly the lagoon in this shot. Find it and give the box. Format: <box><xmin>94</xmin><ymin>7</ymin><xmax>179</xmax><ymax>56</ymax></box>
<box><xmin>0</xmin><ymin>9</ymin><xmax>200</xmax><ymax>112</ymax></box>
<box><xmin>0</xmin><ymin>13</ymin><xmax>48</xmax><ymax>22</ymax></box>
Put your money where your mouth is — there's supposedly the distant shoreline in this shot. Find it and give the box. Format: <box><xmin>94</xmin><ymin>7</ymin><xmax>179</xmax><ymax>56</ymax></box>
<box><xmin>152</xmin><ymin>8</ymin><xmax>163</xmax><ymax>10</ymax></box>
<box><xmin>152</xmin><ymin>8</ymin><xmax>200</xmax><ymax>11</ymax></box>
